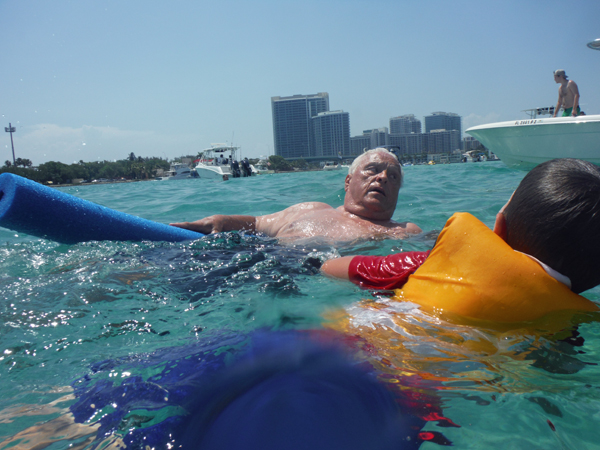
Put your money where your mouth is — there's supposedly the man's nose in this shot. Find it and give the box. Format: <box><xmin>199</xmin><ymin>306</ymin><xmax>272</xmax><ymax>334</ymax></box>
<box><xmin>375</xmin><ymin>170</ymin><xmax>388</xmax><ymax>182</ymax></box>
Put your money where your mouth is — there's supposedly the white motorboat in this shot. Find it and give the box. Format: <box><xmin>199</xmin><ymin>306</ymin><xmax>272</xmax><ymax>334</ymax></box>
<box><xmin>466</xmin><ymin>110</ymin><xmax>600</xmax><ymax>170</ymax></box>
<box><xmin>461</xmin><ymin>150</ymin><xmax>487</xmax><ymax>163</ymax></box>
<box><xmin>194</xmin><ymin>145</ymin><xmax>253</xmax><ymax>180</ymax></box>
<box><xmin>462</xmin><ymin>153</ymin><xmax>476</xmax><ymax>163</ymax></box>
<box><xmin>322</xmin><ymin>161</ymin><xmax>342</xmax><ymax>171</ymax></box>
<box><xmin>253</xmin><ymin>158</ymin><xmax>274</xmax><ymax>175</ymax></box>
<box><xmin>155</xmin><ymin>162</ymin><xmax>193</xmax><ymax>180</ymax></box>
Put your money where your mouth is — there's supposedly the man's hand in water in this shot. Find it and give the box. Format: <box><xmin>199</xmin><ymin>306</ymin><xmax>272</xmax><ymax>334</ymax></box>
<box><xmin>170</xmin><ymin>215</ymin><xmax>256</xmax><ymax>234</ymax></box>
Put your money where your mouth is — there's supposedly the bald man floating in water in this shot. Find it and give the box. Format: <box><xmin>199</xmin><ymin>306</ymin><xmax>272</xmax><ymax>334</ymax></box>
<box><xmin>171</xmin><ymin>148</ymin><xmax>421</xmax><ymax>241</ymax></box>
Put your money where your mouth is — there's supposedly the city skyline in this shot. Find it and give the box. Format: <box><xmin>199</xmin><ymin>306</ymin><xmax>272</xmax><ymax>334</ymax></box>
<box><xmin>2</xmin><ymin>1</ymin><xmax>599</xmax><ymax>165</ymax></box>
<box><xmin>271</xmin><ymin>91</ymin><xmax>463</xmax><ymax>160</ymax></box>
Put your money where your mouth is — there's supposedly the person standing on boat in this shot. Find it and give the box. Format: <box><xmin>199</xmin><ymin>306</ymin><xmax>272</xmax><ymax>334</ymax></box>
<box><xmin>552</xmin><ymin>70</ymin><xmax>581</xmax><ymax>117</ymax></box>
<box><xmin>241</xmin><ymin>157</ymin><xmax>252</xmax><ymax>177</ymax></box>
<box><xmin>171</xmin><ymin>148</ymin><xmax>422</xmax><ymax>241</ymax></box>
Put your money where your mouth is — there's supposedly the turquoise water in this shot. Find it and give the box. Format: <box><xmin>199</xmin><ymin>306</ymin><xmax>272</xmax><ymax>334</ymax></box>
<box><xmin>1</xmin><ymin>161</ymin><xmax>599</xmax><ymax>449</ymax></box>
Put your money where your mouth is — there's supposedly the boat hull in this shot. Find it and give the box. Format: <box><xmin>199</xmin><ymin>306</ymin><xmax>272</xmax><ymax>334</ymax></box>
<box><xmin>156</xmin><ymin>174</ymin><xmax>192</xmax><ymax>181</ymax></box>
<box><xmin>155</xmin><ymin>163</ymin><xmax>193</xmax><ymax>180</ymax></box>
<box><xmin>254</xmin><ymin>168</ymin><xmax>274</xmax><ymax>175</ymax></box>
<box><xmin>466</xmin><ymin>115</ymin><xmax>600</xmax><ymax>170</ymax></box>
<box><xmin>194</xmin><ymin>163</ymin><xmax>231</xmax><ymax>180</ymax></box>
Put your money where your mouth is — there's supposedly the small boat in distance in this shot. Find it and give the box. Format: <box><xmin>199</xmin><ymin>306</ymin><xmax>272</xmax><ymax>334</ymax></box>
<box><xmin>194</xmin><ymin>144</ymin><xmax>254</xmax><ymax>181</ymax></box>
<box><xmin>253</xmin><ymin>158</ymin><xmax>274</xmax><ymax>175</ymax></box>
<box><xmin>155</xmin><ymin>162</ymin><xmax>193</xmax><ymax>180</ymax></box>
<box><xmin>322</xmin><ymin>161</ymin><xmax>341</xmax><ymax>171</ymax></box>
<box><xmin>466</xmin><ymin>109</ymin><xmax>600</xmax><ymax>170</ymax></box>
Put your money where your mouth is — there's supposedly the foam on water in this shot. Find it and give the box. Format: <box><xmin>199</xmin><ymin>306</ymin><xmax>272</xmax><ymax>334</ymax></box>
<box><xmin>1</xmin><ymin>162</ymin><xmax>599</xmax><ymax>449</ymax></box>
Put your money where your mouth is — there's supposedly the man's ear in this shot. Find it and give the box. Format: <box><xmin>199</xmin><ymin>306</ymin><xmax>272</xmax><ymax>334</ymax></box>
<box><xmin>344</xmin><ymin>174</ymin><xmax>351</xmax><ymax>192</ymax></box>
<box><xmin>493</xmin><ymin>212</ymin><xmax>507</xmax><ymax>240</ymax></box>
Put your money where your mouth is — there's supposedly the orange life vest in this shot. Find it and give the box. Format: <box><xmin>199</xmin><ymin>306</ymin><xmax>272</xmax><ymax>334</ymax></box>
<box><xmin>394</xmin><ymin>213</ymin><xmax>598</xmax><ymax>323</ymax></box>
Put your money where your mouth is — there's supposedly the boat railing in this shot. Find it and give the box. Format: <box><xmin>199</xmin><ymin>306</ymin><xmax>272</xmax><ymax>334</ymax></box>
<box><xmin>523</xmin><ymin>106</ymin><xmax>555</xmax><ymax>119</ymax></box>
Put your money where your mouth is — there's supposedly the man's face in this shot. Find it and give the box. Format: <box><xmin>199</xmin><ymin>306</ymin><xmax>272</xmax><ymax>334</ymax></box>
<box><xmin>344</xmin><ymin>151</ymin><xmax>402</xmax><ymax>221</ymax></box>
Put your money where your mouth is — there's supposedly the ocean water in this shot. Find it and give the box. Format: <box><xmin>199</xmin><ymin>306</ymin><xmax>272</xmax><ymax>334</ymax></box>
<box><xmin>1</xmin><ymin>161</ymin><xmax>599</xmax><ymax>449</ymax></box>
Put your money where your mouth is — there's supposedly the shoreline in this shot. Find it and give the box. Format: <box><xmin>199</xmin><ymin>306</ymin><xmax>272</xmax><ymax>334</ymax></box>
<box><xmin>51</xmin><ymin>161</ymin><xmax>500</xmax><ymax>187</ymax></box>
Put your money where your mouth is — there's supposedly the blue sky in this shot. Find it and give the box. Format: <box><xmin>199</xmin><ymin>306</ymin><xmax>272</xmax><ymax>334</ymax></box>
<box><xmin>2</xmin><ymin>0</ymin><xmax>599</xmax><ymax>165</ymax></box>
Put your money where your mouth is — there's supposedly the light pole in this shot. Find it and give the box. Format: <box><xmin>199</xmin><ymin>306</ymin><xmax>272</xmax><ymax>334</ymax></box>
<box><xmin>4</xmin><ymin>123</ymin><xmax>16</xmax><ymax>165</ymax></box>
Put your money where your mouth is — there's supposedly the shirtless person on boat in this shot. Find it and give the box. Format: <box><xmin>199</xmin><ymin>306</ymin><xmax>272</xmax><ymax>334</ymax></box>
<box><xmin>552</xmin><ymin>69</ymin><xmax>581</xmax><ymax>117</ymax></box>
<box><xmin>171</xmin><ymin>148</ymin><xmax>421</xmax><ymax>241</ymax></box>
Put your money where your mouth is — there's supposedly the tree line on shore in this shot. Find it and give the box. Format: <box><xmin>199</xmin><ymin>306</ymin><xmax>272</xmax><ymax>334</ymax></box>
<box><xmin>264</xmin><ymin>156</ymin><xmax>321</xmax><ymax>172</ymax></box>
<box><xmin>1</xmin><ymin>153</ymin><xmax>170</xmax><ymax>185</ymax></box>
<box><xmin>0</xmin><ymin>153</ymin><xmax>326</xmax><ymax>185</ymax></box>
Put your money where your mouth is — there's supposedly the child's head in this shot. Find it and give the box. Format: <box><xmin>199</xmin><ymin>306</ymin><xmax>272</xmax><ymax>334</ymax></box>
<box><xmin>502</xmin><ymin>158</ymin><xmax>600</xmax><ymax>293</ymax></box>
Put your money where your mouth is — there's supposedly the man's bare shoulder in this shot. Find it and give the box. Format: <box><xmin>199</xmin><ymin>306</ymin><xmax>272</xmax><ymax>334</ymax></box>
<box><xmin>255</xmin><ymin>202</ymin><xmax>336</xmax><ymax>236</ymax></box>
<box><xmin>284</xmin><ymin>202</ymin><xmax>336</xmax><ymax>212</ymax></box>
<box><xmin>567</xmin><ymin>79</ymin><xmax>579</xmax><ymax>92</ymax></box>
<box><xmin>402</xmin><ymin>222</ymin><xmax>423</xmax><ymax>234</ymax></box>
<box><xmin>260</xmin><ymin>202</ymin><xmax>334</xmax><ymax>220</ymax></box>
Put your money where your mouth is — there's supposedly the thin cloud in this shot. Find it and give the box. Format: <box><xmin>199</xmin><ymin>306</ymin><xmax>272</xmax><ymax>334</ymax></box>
<box><xmin>6</xmin><ymin>124</ymin><xmax>201</xmax><ymax>165</ymax></box>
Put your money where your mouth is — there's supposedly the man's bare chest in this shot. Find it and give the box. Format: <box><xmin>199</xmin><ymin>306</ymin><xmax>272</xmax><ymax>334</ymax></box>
<box><xmin>278</xmin><ymin>211</ymin><xmax>399</xmax><ymax>238</ymax></box>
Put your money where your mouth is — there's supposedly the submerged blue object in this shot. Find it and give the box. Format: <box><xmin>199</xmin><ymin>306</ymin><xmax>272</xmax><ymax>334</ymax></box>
<box><xmin>181</xmin><ymin>331</ymin><xmax>419</xmax><ymax>450</ymax></box>
<box><xmin>0</xmin><ymin>173</ymin><xmax>203</xmax><ymax>243</ymax></box>
<box><xmin>70</xmin><ymin>330</ymin><xmax>424</xmax><ymax>450</ymax></box>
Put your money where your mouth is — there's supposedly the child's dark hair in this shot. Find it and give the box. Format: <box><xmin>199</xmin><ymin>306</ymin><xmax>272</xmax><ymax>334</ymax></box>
<box><xmin>503</xmin><ymin>158</ymin><xmax>600</xmax><ymax>293</ymax></box>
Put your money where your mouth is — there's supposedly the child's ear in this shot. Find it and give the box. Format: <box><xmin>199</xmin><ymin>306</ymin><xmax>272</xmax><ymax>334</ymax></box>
<box><xmin>493</xmin><ymin>212</ymin><xmax>507</xmax><ymax>240</ymax></box>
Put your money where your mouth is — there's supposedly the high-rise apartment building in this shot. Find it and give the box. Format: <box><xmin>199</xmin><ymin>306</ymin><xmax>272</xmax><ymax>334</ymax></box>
<box><xmin>390</xmin><ymin>115</ymin><xmax>421</xmax><ymax>134</ymax></box>
<box><xmin>271</xmin><ymin>93</ymin><xmax>329</xmax><ymax>158</ymax></box>
<box><xmin>350</xmin><ymin>135</ymin><xmax>371</xmax><ymax>155</ymax></box>
<box><xmin>424</xmin><ymin>112</ymin><xmax>461</xmax><ymax>137</ymax></box>
<box><xmin>312</xmin><ymin>111</ymin><xmax>350</xmax><ymax>157</ymax></box>
<box><xmin>427</xmin><ymin>129</ymin><xmax>461</xmax><ymax>154</ymax></box>
<box><xmin>388</xmin><ymin>133</ymin><xmax>427</xmax><ymax>155</ymax></box>
<box><xmin>364</xmin><ymin>128</ymin><xmax>389</xmax><ymax>149</ymax></box>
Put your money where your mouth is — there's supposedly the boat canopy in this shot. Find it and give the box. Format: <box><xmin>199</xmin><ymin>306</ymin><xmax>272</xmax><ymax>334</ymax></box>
<box><xmin>201</xmin><ymin>144</ymin><xmax>240</xmax><ymax>153</ymax></box>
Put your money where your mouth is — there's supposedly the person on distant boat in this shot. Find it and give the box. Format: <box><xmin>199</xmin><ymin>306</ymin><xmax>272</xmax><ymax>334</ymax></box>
<box><xmin>171</xmin><ymin>148</ymin><xmax>422</xmax><ymax>241</ymax></box>
<box><xmin>552</xmin><ymin>70</ymin><xmax>581</xmax><ymax>117</ymax></box>
<box><xmin>241</xmin><ymin>157</ymin><xmax>252</xmax><ymax>177</ymax></box>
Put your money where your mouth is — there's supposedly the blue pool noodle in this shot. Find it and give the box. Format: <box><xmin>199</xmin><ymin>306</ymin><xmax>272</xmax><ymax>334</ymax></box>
<box><xmin>0</xmin><ymin>173</ymin><xmax>204</xmax><ymax>244</ymax></box>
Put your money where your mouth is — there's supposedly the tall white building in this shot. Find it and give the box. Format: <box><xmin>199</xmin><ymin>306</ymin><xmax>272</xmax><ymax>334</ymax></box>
<box><xmin>427</xmin><ymin>129</ymin><xmax>461</xmax><ymax>154</ymax></box>
<box><xmin>312</xmin><ymin>111</ymin><xmax>350</xmax><ymax>157</ymax></box>
<box><xmin>390</xmin><ymin>115</ymin><xmax>421</xmax><ymax>134</ymax></box>
<box><xmin>425</xmin><ymin>112</ymin><xmax>462</xmax><ymax>144</ymax></box>
<box><xmin>271</xmin><ymin>93</ymin><xmax>330</xmax><ymax>158</ymax></box>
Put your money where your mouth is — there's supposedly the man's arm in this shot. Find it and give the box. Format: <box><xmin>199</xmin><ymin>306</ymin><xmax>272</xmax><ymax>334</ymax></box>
<box><xmin>568</xmin><ymin>81</ymin><xmax>580</xmax><ymax>116</ymax></box>
<box><xmin>553</xmin><ymin>88</ymin><xmax>562</xmax><ymax>117</ymax></box>
<box><xmin>170</xmin><ymin>214</ymin><xmax>257</xmax><ymax>234</ymax></box>
<box><xmin>322</xmin><ymin>251</ymin><xmax>430</xmax><ymax>290</ymax></box>
<box><xmin>321</xmin><ymin>256</ymin><xmax>354</xmax><ymax>280</ymax></box>
<box><xmin>170</xmin><ymin>202</ymin><xmax>330</xmax><ymax>237</ymax></box>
